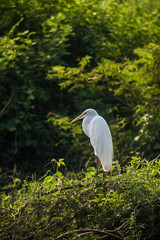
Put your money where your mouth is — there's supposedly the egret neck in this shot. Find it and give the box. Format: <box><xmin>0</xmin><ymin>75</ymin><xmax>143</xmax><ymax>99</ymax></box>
<box><xmin>82</xmin><ymin>111</ymin><xmax>98</xmax><ymax>138</ymax></box>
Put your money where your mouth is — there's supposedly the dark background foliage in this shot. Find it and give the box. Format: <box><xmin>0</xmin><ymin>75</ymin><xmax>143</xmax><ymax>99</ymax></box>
<box><xmin>0</xmin><ymin>0</ymin><xmax>160</xmax><ymax>183</ymax></box>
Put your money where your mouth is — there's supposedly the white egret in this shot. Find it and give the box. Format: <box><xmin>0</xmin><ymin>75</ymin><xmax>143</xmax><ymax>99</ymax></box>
<box><xmin>71</xmin><ymin>109</ymin><xmax>113</xmax><ymax>171</ymax></box>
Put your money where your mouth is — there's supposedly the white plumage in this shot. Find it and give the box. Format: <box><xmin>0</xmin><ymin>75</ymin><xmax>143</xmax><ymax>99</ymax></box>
<box><xmin>71</xmin><ymin>109</ymin><xmax>113</xmax><ymax>171</ymax></box>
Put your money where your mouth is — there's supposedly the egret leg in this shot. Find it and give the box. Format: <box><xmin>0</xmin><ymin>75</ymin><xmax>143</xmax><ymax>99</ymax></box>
<box><xmin>102</xmin><ymin>171</ymin><xmax>108</xmax><ymax>186</ymax></box>
<box><xmin>103</xmin><ymin>171</ymin><xmax>107</xmax><ymax>180</ymax></box>
<box><xmin>95</xmin><ymin>157</ymin><xmax>100</xmax><ymax>176</ymax></box>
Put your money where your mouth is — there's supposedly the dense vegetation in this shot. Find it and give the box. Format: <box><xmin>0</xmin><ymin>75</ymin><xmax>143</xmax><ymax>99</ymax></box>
<box><xmin>0</xmin><ymin>0</ymin><xmax>160</xmax><ymax>239</ymax></box>
<box><xmin>1</xmin><ymin>158</ymin><xmax>160</xmax><ymax>239</ymax></box>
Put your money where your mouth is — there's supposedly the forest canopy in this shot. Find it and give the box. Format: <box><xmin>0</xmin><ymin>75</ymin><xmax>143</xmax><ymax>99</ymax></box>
<box><xmin>0</xmin><ymin>0</ymin><xmax>160</xmax><ymax>181</ymax></box>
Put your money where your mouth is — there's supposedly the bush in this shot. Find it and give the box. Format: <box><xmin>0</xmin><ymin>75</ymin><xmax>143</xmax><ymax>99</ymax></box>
<box><xmin>1</xmin><ymin>157</ymin><xmax>160</xmax><ymax>239</ymax></box>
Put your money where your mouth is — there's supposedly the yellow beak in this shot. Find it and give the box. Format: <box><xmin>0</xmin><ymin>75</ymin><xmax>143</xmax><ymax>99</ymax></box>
<box><xmin>71</xmin><ymin>112</ymin><xmax>85</xmax><ymax>124</ymax></box>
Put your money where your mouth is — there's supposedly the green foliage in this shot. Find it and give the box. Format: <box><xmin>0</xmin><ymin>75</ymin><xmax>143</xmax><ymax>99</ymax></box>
<box><xmin>48</xmin><ymin>43</ymin><xmax>160</xmax><ymax>162</ymax></box>
<box><xmin>0</xmin><ymin>0</ymin><xmax>160</xmax><ymax>183</ymax></box>
<box><xmin>1</xmin><ymin>157</ymin><xmax>160</xmax><ymax>239</ymax></box>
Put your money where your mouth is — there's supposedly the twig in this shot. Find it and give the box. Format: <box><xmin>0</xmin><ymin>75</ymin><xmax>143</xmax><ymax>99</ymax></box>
<box><xmin>78</xmin><ymin>184</ymin><xmax>94</xmax><ymax>196</ymax></box>
<box><xmin>104</xmin><ymin>231</ymin><xmax>124</xmax><ymax>239</ymax></box>
<box><xmin>0</xmin><ymin>89</ymin><xmax>14</xmax><ymax>117</ymax></box>
<box><xmin>118</xmin><ymin>219</ymin><xmax>130</xmax><ymax>230</ymax></box>
<box><xmin>152</xmin><ymin>154</ymin><xmax>160</xmax><ymax>161</ymax></box>
<box><xmin>0</xmin><ymin>223</ymin><xmax>16</xmax><ymax>236</ymax></box>
<box><xmin>95</xmin><ymin>236</ymin><xmax>109</xmax><ymax>240</ymax></box>
<box><xmin>22</xmin><ymin>234</ymin><xmax>34</xmax><ymax>240</ymax></box>
<box><xmin>72</xmin><ymin>232</ymin><xmax>93</xmax><ymax>239</ymax></box>
<box><xmin>43</xmin><ymin>183</ymin><xmax>84</xmax><ymax>195</ymax></box>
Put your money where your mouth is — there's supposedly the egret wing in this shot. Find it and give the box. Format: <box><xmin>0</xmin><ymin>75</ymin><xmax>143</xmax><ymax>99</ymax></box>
<box><xmin>89</xmin><ymin>116</ymin><xmax>113</xmax><ymax>171</ymax></box>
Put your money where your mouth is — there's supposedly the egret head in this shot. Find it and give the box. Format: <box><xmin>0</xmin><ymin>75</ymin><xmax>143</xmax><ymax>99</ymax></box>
<box><xmin>71</xmin><ymin>109</ymin><xmax>98</xmax><ymax>123</ymax></box>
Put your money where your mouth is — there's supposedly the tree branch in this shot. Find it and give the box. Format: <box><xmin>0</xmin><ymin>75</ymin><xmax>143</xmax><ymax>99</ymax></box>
<box><xmin>0</xmin><ymin>89</ymin><xmax>14</xmax><ymax>117</ymax></box>
<box><xmin>56</xmin><ymin>229</ymin><xmax>124</xmax><ymax>240</ymax></box>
